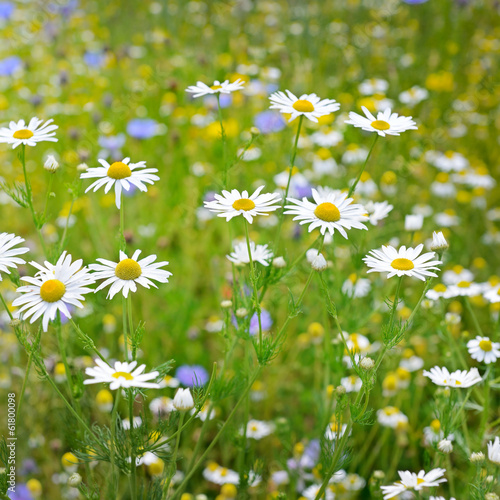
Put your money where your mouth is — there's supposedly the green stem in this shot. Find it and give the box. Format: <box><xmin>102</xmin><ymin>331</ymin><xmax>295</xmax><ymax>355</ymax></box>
<box><xmin>163</xmin><ymin>412</ymin><xmax>185</xmax><ymax>499</ymax></box>
<box><xmin>109</xmin><ymin>389</ymin><xmax>121</xmax><ymax>498</ymax></box>
<box><xmin>245</xmin><ymin>220</ymin><xmax>263</xmax><ymax>358</ymax></box>
<box><xmin>42</xmin><ymin>173</ymin><xmax>55</xmax><ymax>221</ymax></box>
<box><xmin>56</xmin><ymin>316</ymin><xmax>76</xmax><ymax>405</ymax></box>
<box><xmin>69</xmin><ymin>318</ymin><xmax>110</xmax><ymax>365</ymax></box>
<box><xmin>464</xmin><ymin>296</ymin><xmax>484</xmax><ymax>337</ymax></box>
<box><xmin>273</xmin><ymin>115</ymin><xmax>304</xmax><ymax>253</ymax></box>
<box><xmin>129</xmin><ymin>390</ymin><xmax>137</xmax><ymax>500</ymax></box>
<box><xmin>0</xmin><ymin>291</ymin><xmax>13</xmax><ymax>320</ymax></box>
<box><xmin>122</xmin><ymin>296</ymin><xmax>129</xmax><ymax>362</ymax></box>
<box><xmin>216</xmin><ymin>95</ymin><xmax>228</xmax><ymax>189</ymax></box>
<box><xmin>347</xmin><ymin>134</ymin><xmax>379</xmax><ymax>197</ymax></box>
<box><xmin>127</xmin><ymin>294</ymin><xmax>135</xmax><ymax>360</ymax></box>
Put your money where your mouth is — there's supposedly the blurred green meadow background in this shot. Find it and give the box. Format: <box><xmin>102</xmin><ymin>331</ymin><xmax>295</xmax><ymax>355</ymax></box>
<box><xmin>0</xmin><ymin>0</ymin><xmax>499</xmax><ymax>498</ymax></box>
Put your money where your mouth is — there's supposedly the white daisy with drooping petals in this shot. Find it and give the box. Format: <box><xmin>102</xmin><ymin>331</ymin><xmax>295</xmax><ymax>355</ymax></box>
<box><xmin>381</xmin><ymin>468</ymin><xmax>447</xmax><ymax>499</ymax></box>
<box><xmin>84</xmin><ymin>359</ymin><xmax>160</xmax><ymax>390</ymax></box>
<box><xmin>204</xmin><ymin>186</ymin><xmax>281</xmax><ymax>224</ymax></box>
<box><xmin>423</xmin><ymin>366</ymin><xmax>482</xmax><ymax>388</ymax></box>
<box><xmin>363</xmin><ymin>244</ymin><xmax>441</xmax><ymax>281</ymax></box>
<box><xmin>345</xmin><ymin>107</ymin><xmax>417</xmax><ymax>137</ymax></box>
<box><xmin>269</xmin><ymin>90</ymin><xmax>340</xmax><ymax>123</ymax></box>
<box><xmin>484</xmin><ymin>285</ymin><xmax>500</xmax><ymax>303</ymax></box>
<box><xmin>12</xmin><ymin>252</ymin><xmax>95</xmax><ymax>331</ymax></box>
<box><xmin>90</xmin><ymin>250</ymin><xmax>172</xmax><ymax>299</ymax></box>
<box><xmin>285</xmin><ymin>189</ymin><xmax>368</xmax><ymax>238</ymax></box>
<box><xmin>185</xmin><ymin>79</ymin><xmax>245</xmax><ymax>98</ymax></box>
<box><xmin>227</xmin><ymin>241</ymin><xmax>273</xmax><ymax>267</ymax></box>
<box><xmin>0</xmin><ymin>233</ymin><xmax>29</xmax><ymax>280</ymax></box>
<box><xmin>467</xmin><ymin>336</ymin><xmax>500</xmax><ymax>364</ymax></box>
<box><xmin>0</xmin><ymin>117</ymin><xmax>58</xmax><ymax>148</ymax></box>
<box><xmin>80</xmin><ymin>157</ymin><xmax>159</xmax><ymax>209</ymax></box>
<box><xmin>488</xmin><ymin>437</ymin><xmax>500</xmax><ymax>465</ymax></box>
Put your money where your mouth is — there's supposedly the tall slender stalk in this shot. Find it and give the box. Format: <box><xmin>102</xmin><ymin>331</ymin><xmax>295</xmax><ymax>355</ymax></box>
<box><xmin>347</xmin><ymin>134</ymin><xmax>379</xmax><ymax>197</ymax></box>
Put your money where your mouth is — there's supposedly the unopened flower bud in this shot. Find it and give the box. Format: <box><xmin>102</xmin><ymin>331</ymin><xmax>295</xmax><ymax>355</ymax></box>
<box><xmin>173</xmin><ymin>388</ymin><xmax>194</xmax><ymax>411</ymax></box>
<box><xmin>404</xmin><ymin>214</ymin><xmax>423</xmax><ymax>231</ymax></box>
<box><xmin>44</xmin><ymin>155</ymin><xmax>59</xmax><ymax>172</ymax></box>
<box><xmin>9</xmin><ymin>319</ymin><xmax>21</xmax><ymax>328</ymax></box>
<box><xmin>250</xmin><ymin>127</ymin><xmax>260</xmax><ymax>137</ymax></box>
<box><xmin>485</xmin><ymin>493</ymin><xmax>499</xmax><ymax>500</ymax></box>
<box><xmin>360</xmin><ymin>357</ymin><xmax>375</xmax><ymax>371</ymax></box>
<box><xmin>236</xmin><ymin>308</ymin><xmax>248</xmax><ymax>318</ymax></box>
<box><xmin>430</xmin><ymin>230</ymin><xmax>449</xmax><ymax>252</ymax></box>
<box><xmin>372</xmin><ymin>470</ymin><xmax>385</xmax><ymax>480</ymax></box>
<box><xmin>68</xmin><ymin>472</ymin><xmax>82</xmax><ymax>487</ymax></box>
<box><xmin>336</xmin><ymin>385</ymin><xmax>346</xmax><ymax>396</ymax></box>
<box><xmin>77</xmin><ymin>162</ymin><xmax>89</xmax><ymax>172</ymax></box>
<box><xmin>311</xmin><ymin>254</ymin><xmax>327</xmax><ymax>271</ymax></box>
<box><xmin>470</xmin><ymin>451</ymin><xmax>485</xmax><ymax>463</ymax></box>
<box><xmin>220</xmin><ymin>300</ymin><xmax>232</xmax><ymax>309</ymax></box>
<box><xmin>272</xmin><ymin>256</ymin><xmax>286</xmax><ymax>268</ymax></box>
<box><xmin>438</xmin><ymin>439</ymin><xmax>453</xmax><ymax>454</ymax></box>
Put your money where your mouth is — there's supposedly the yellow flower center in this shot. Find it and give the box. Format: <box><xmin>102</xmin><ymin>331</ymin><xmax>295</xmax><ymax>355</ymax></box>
<box><xmin>391</xmin><ymin>258</ymin><xmax>414</xmax><ymax>271</ymax></box>
<box><xmin>416</xmin><ymin>478</ymin><xmax>426</xmax><ymax>485</ymax></box>
<box><xmin>457</xmin><ymin>281</ymin><xmax>470</xmax><ymax>288</ymax></box>
<box><xmin>13</xmin><ymin>129</ymin><xmax>34</xmax><ymax>139</ymax></box>
<box><xmin>250</xmin><ymin>425</ymin><xmax>258</xmax><ymax>431</ymax></box>
<box><xmin>115</xmin><ymin>259</ymin><xmax>142</xmax><ymax>280</ymax></box>
<box><xmin>430</xmin><ymin>419</ymin><xmax>441</xmax><ymax>433</ymax></box>
<box><xmin>454</xmin><ymin>380</ymin><xmax>462</xmax><ymax>386</ymax></box>
<box><xmin>107</xmin><ymin>161</ymin><xmax>132</xmax><ymax>180</ymax></box>
<box><xmin>232</xmin><ymin>198</ymin><xmax>256</xmax><ymax>211</ymax></box>
<box><xmin>479</xmin><ymin>340</ymin><xmax>492</xmax><ymax>352</ymax></box>
<box><xmin>293</xmin><ymin>99</ymin><xmax>314</xmax><ymax>112</ymax></box>
<box><xmin>434</xmin><ymin>284</ymin><xmax>447</xmax><ymax>292</ymax></box>
<box><xmin>210</xmin><ymin>85</ymin><xmax>222</xmax><ymax>90</ymax></box>
<box><xmin>444</xmin><ymin>150</ymin><xmax>455</xmax><ymax>158</ymax></box>
<box><xmin>314</xmin><ymin>202</ymin><xmax>341</xmax><ymax>222</ymax></box>
<box><xmin>112</xmin><ymin>371</ymin><xmax>134</xmax><ymax>380</ymax></box>
<box><xmin>220</xmin><ymin>468</ymin><xmax>228</xmax><ymax>477</ymax></box>
<box><xmin>371</xmin><ymin>120</ymin><xmax>390</xmax><ymax>131</ymax></box>
<box><xmin>40</xmin><ymin>279</ymin><xmax>66</xmax><ymax>303</ymax></box>
<box><xmin>384</xmin><ymin>406</ymin><xmax>399</xmax><ymax>416</ymax></box>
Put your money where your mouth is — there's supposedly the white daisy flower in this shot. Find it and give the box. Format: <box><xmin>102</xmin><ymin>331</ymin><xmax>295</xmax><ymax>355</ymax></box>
<box><xmin>285</xmin><ymin>188</ymin><xmax>368</xmax><ymax>238</ymax></box>
<box><xmin>359</xmin><ymin>78</ymin><xmax>389</xmax><ymax>96</ymax></box>
<box><xmin>84</xmin><ymin>359</ymin><xmax>160</xmax><ymax>390</ymax></box>
<box><xmin>377</xmin><ymin>406</ymin><xmax>408</xmax><ymax>429</ymax></box>
<box><xmin>202</xmin><ymin>463</ymin><xmax>239</xmax><ymax>485</ymax></box>
<box><xmin>340</xmin><ymin>375</ymin><xmax>362</xmax><ymax>393</ymax></box>
<box><xmin>363</xmin><ymin>244</ymin><xmax>441</xmax><ymax>281</ymax></box>
<box><xmin>487</xmin><ymin>436</ymin><xmax>500</xmax><ymax>465</ymax></box>
<box><xmin>442</xmin><ymin>266</ymin><xmax>474</xmax><ymax>285</ymax></box>
<box><xmin>0</xmin><ymin>233</ymin><xmax>29</xmax><ymax>280</ymax></box>
<box><xmin>0</xmin><ymin>117</ymin><xmax>58</xmax><ymax>148</ymax></box>
<box><xmin>12</xmin><ymin>252</ymin><xmax>95</xmax><ymax>332</ymax></box>
<box><xmin>423</xmin><ymin>366</ymin><xmax>482</xmax><ymax>388</ymax></box>
<box><xmin>227</xmin><ymin>241</ymin><xmax>273</xmax><ymax>266</ymax></box>
<box><xmin>80</xmin><ymin>157</ymin><xmax>159</xmax><ymax>209</ymax></box>
<box><xmin>149</xmin><ymin>396</ymin><xmax>175</xmax><ymax>417</ymax></box>
<box><xmin>430</xmin><ymin>231</ymin><xmax>449</xmax><ymax>251</ymax></box>
<box><xmin>185</xmin><ymin>78</ymin><xmax>245</xmax><ymax>98</ymax></box>
<box><xmin>342</xmin><ymin>274</ymin><xmax>371</xmax><ymax>298</ymax></box>
<box><xmin>484</xmin><ymin>285</ymin><xmax>500</xmax><ymax>303</ymax></box>
<box><xmin>443</xmin><ymin>281</ymin><xmax>482</xmax><ymax>298</ymax></box>
<box><xmin>325</xmin><ymin>421</ymin><xmax>350</xmax><ymax>440</ymax></box>
<box><xmin>245</xmin><ymin>419</ymin><xmax>274</xmax><ymax>440</ymax></box>
<box><xmin>398</xmin><ymin>86</ymin><xmax>429</xmax><ymax>106</ymax></box>
<box><xmin>269</xmin><ymin>90</ymin><xmax>340</xmax><ymax>123</ymax></box>
<box><xmin>302</xmin><ymin>484</ymin><xmax>335</xmax><ymax>500</ymax></box>
<box><xmin>467</xmin><ymin>336</ymin><xmax>500</xmax><ymax>364</ymax></box>
<box><xmin>431</xmin><ymin>151</ymin><xmax>469</xmax><ymax>172</ymax></box>
<box><xmin>381</xmin><ymin>468</ymin><xmax>447</xmax><ymax>499</ymax></box>
<box><xmin>90</xmin><ymin>250</ymin><xmax>172</xmax><ymax>299</ymax></box>
<box><xmin>203</xmin><ymin>186</ymin><xmax>281</xmax><ymax>223</ymax></box>
<box><xmin>365</xmin><ymin>200</ymin><xmax>393</xmax><ymax>226</ymax></box>
<box><xmin>345</xmin><ymin>107</ymin><xmax>417</xmax><ymax>137</ymax></box>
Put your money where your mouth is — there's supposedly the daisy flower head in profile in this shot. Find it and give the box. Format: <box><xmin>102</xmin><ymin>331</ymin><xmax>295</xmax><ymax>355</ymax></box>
<box><xmin>84</xmin><ymin>359</ymin><xmax>160</xmax><ymax>390</ymax></box>
<box><xmin>227</xmin><ymin>241</ymin><xmax>273</xmax><ymax>267</ymax></box>
<box><xmin>423</xmin><ymin>366</ymin><xmax>482</xmax><ymax>388</ymax></box>
<box><xmin>363</xmin><ymin>244</ymin><xmax>441</xmax><ymax>281</ymax></box>
<box><xmin>380</xmin><ymin>468</ymin><xmax>447</xmax><ymax>499</ymax></box>
<box><xmin>269</xmin><ymin>90</ymin><xmax>340</xmax><ymax>123</ymax></box>
<box><xmin>0</xmin><ymin>117</ymin><xmax>58</xmax><ymax>148</ymax></box>
<box><xmin>80</xmin><ymin>157</ymin><xmax>159</xmax><ymax>209</ymax></box>
<box><xmin>203</xmin><ymin>186</ymin><xmax>281</xmax><ymax>224</ymax></box>
<box><xmin>467</xmin><ymin>336</ymin><xmax>500</xmax><ymax>364</ymax></box>
<box><xmin>284</xmin><ymin>188</ymin><xmax>368</xmax><ymax>238</ymax></box>
<box><xmin>185</xmin><ymin>78</ymin><xmax>245</xmax><ymax>98</ymax></box>
<box><xmin>12</xmin><ymin>252</ymin><xmax>95</xmax><ymax>332</ymax></box>
<box><xmin>0</xmin><ymin>233</ymin><xmax>29</xmax><ymax>280</ymax></box>
<box><xmin>488</xmin><ymin>436</ymin><xmax>500</xmax><ymax>465</ymax></box>
<box><xmin>90</xmin><ymin>250</ymin><xmax>172</xmax><ymax>299</ymax></box>
<box><xmin>345</xmin><ymin>107</ymin><xmax>417</xmax><ymax>137</ymax></box>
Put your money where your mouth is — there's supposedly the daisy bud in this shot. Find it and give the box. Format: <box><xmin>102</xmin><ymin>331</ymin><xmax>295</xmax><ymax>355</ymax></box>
<box><xmin>9</xmin><ymin>319</ymin><xmax>21</xmax><ymax>328</ymax></box>
<box><xmin>430</xmin><ymin>230</ymin><xmax>449</xmax><ymax>252</ymax></box>
<box><xmin>272</xmin><ymin>256</ymin><xmax>286</xmax><ymax>268</ymax></box>
<box><xmin>470</xmin><ymin>451</ymin><xmax>485</xmax><ymax>463</ymax></box>
<box><xmin>44</xmin><ymin>155</ymin><xmax>59</xmax><ymax>172</ymax></box>
<box><xmin>360</xmin><ymin>357</ymin><xmax>375</xmax><ymax>371</ymax></box>
<box><xmin>220</xmin><ymin>300</ymin><xmax>232</xmax><ymax>309</ymax></box>
<box><xmin>173</xmin><ymin>388</ymin><xmax>194</xmax><ymax>412</ymax></box>
<box><xmin>250</xmin><ymin>126</ymin><xmax>260</xmax><ymax>137</ymax></box>
<box><xmin>372</xmin><ymin>470</ymin><xmax>385</xmax><ymax>480</ymax></box>
<box><xmin>404</xmin><ymin>214</ymin><xmax>424</xmax><ymax>231</ymax></box>
<box><xmin>311</xmin><ymin>254</ymin><xmax>327</xmax><ymax>271</ymax></box>
<box><xmin>77</xmin><ymin>162</ymin><xmax>89</xmax><ymax>172</ymax></box>
<box><xmin>336</xmin><ymin>385</ymin><xmax>346</xmax><ymax>396</ymax></box>
<box><xmin>485</xmin><ymin>494</ymin><xmax>499</xmax><ymax>500</ymax></box>
<box><xmin>68</xmin><ymin>473</ymin><xmax>82</xmax><ymax>487</ymax></box>
<box><xmin>236</xmin><ymin>308</ymin><xmax>248</xmax><ymax>318</ymax></box>
<box><xmin>438</xmin><ymin>439</ymin><xmax>453</xmax><ymax>454</ymax></box>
